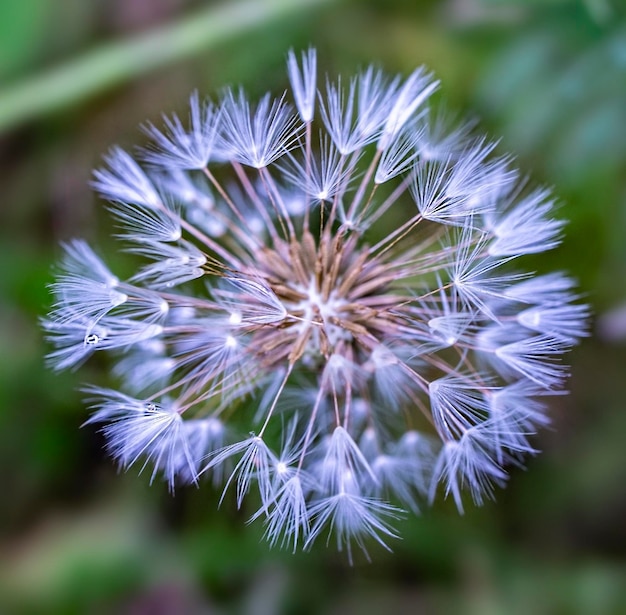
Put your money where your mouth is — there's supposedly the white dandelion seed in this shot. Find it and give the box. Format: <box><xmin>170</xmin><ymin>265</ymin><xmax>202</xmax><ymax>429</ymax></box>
<box><xmin>142</xmin><ymin>91</ymin><xmax>224</xmax><ymax>170</ymax></box>
<box><xmin>287</xmin><ymin>47</ymin><xmax>317</xmax><ymax>123</ymax></box>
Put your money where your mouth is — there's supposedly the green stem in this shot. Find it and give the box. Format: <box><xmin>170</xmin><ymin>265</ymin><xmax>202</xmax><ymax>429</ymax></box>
<box><xmin>0</xmin><ymin>0</ymin><xmax>335</xmax><ymax>132</ymax></box>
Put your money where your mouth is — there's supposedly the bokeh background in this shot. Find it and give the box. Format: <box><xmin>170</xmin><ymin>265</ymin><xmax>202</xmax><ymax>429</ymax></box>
<box><xmin>1</xmin><ymin>0</ymin><xmax>625</xmax><ymax>613</ymax></box>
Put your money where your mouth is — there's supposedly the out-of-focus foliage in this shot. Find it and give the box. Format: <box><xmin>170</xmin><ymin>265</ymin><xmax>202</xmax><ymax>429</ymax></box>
<box><xmin>477</xmin><ymin>8</ymin><xmax>626</xmax><ymax>185</ymax></box>
<box><xmin>0</xmin><ymin>1</ymin><xmax>51</xmax><ymax>80</ymax></box>
<box><xmin>1</xmin><ymin>0</ymin><xmax>625</xmax><ymax>613</ymax></box>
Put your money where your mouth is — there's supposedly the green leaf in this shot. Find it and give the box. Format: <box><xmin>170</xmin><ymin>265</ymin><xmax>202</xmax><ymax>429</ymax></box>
<box><xmin>0</xmin><ymin>0</ymin><xmax>337</xmax><ymax>132</ymax></box>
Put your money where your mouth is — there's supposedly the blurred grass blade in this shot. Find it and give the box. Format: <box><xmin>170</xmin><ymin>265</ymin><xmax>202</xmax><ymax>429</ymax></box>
<box><xmin>0</xmin><ymin>0</ymin><xmax>335</xmax><ymax>132</ymax></box>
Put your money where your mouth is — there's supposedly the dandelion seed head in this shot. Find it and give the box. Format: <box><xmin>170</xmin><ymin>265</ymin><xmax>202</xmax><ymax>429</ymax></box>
<box><xmin>45</xmin><ymin>48</ymin><xmax>587</xmax><ymax>560</ymax></box>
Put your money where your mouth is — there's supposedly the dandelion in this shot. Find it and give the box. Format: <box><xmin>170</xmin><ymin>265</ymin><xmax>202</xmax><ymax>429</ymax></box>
<box><xmin>44</xmin><ymin>48</ymin><xmax>588</xmax><ymax>559</ymax></box>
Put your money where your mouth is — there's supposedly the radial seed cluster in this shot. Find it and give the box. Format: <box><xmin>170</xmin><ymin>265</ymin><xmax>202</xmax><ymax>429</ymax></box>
<box><xmin>45</xmin><ymin>49</ymin><xmax>588</xmax><ymax>559</ymax></box>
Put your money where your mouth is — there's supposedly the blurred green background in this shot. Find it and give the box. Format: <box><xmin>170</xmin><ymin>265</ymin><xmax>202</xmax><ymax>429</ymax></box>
<box><xmin>1</xmin><ymin>0</ymin><xmax>625</xmax><ymax>613</ymax></box>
